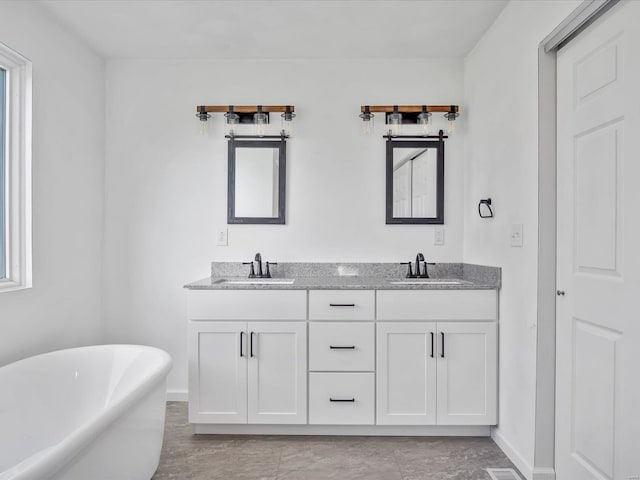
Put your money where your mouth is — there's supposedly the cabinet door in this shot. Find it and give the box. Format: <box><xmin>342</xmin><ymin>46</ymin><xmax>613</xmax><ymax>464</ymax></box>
<box><xmin>188</xmin><ymin>322</ymin><xmax>247</xmax><ymax>424</ymax></box>
<box><xmin>247</xmin><ymin>322</ymin><xmax>307</xmax><ymax>424</ymax></box>
<box><xmin>436</xmin><ymin>322</ymin><xmax>497</xmax><ymax>425</ymax></box>
<box><xmin>376</xmin><ymin>322</ymin><xmax>437</xmax><ymax>425</ymax></box>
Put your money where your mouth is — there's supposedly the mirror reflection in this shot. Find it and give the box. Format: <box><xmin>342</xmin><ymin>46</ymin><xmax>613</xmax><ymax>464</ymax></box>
<box><xmin>228</xmin><ymin>139</ymin><xmax>286</xmax><ymax>224</ymax></box>
<box><xmin>386</xmin><ymin>139</ymin><xmax>444</xmax><ymax>224</ymax></box>
<box><xmin>393</xmin><ymin>147</ymin><xmax>438</xmax><ymax>218</ymax></box>
<box><xmin>235</xmin><ymin>148</ymin><xmax>280</xmax><ymax>217</ymax></box>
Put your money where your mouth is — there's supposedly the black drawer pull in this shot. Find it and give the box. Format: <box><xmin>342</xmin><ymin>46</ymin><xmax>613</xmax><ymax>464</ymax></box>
<box><xmin>329</xmin><ymin>303</ymin><xmax>356</xmax><ymax>307</ymax></box>
<box><xmin>329</xmin><ymin>398</ymin><xmax>355</xmax><ymax>402</ymax></box>
<box><xmin>330</xmin><ymin>345</ymin><xmax>356</xmax><ymax>350</ymax></box>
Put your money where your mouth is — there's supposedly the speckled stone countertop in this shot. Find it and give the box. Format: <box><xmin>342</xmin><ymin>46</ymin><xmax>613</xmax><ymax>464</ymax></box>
<box><xmin>184</xmin><ymin>262</ymin><xmax>500</xmax><ymax>291</ymax></box>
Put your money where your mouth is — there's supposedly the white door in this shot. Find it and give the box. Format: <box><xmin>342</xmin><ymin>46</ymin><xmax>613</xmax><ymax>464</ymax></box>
<box><xmin>188</xmin><ymin>322</ymin><xmax>247</xmax><ymax>424</ymax></box>
<box><xmin>557</xmin><ymin>2</ymin><xmax>640</xmax><ymax>478</ymax></box>
<box><xmin>247</xmin><ymin>322</ymin><xmax>307</xmax><ymax>424</ymax></box>
<box><xmin>376</xmin><ymin>322</ymin><xmax>437</xmax><ymax>425</ymax></box>
<box><xmin>436</xmin><ymin>322</ymin><xmax>496</xmax><ymax>425</ymax></box>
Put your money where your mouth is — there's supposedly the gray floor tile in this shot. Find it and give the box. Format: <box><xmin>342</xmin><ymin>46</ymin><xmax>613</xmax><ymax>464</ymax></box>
<box><xmin>152</xmin><ymin>402</ymin><xmax>520</xmax><ymax>480</ymax></box>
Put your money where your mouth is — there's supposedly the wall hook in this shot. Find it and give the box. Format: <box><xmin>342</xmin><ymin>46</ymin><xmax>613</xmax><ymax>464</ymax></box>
<box><xmin>478</xmin><ymin>198</ymin><xmax>494</xmax><ymax>218</ymax></box>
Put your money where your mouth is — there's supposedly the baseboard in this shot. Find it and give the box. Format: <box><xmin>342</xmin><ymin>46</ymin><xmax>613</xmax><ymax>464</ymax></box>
<box><xmin>166</xmin><ymin>389</ymin><xmax>188</xmax><ymax>402</ymax></box>
<box><xmin>531</xmin><ymin>467</ymin><xmax>555</xmax><ymax>480</ymax></box>
<box><xmin>491</xmin><ymin>428</ymin><xmax>534</xmax><ymax>480</ymax></box>
<box><xmin>195</xmin><ymin>424</ymin><xmax>491</xmax><ymax>436</ymax></box>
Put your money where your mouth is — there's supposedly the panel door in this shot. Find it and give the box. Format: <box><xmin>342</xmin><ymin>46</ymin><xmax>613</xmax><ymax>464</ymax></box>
<box><xmin>376</xmin><ymin>322</ymin><xmax>437</xmax><ymax>425</ymax></box>
<box><xmin>247</xmin><ymin>322</ymin><xmax>307</xmax><ymax>424</ymax></box>
<box><xmin>188</xmin><ymin>322</ymin><xmax>247</xmax><ymax>424</ymax></box>
<box><xmin>556</xmin><ymin>2</ymin><xmax>640</xmax><ymax>478</ymax></box>
<box><xmin>436</xmin><ymin>322</ymin><xmax>496</xmax><ymax>425</ymax></box>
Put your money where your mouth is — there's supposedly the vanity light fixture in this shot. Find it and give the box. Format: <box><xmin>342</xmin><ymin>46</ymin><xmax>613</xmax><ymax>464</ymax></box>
<box><xmin>281</xmin><ymin>105</ymin><xmax>296</xmax><ymax>136</ymax></box>
<box><xmin>444</xmin><ymin>105</ymin><xmax>460</xmax><ymax>134</ymax></box>
<box><xmin>359</xmin><ymin>105</ymin><xmax>375</xmax><ymax>135</ymax></box>
<box><xmin>359</xmin><ymin>105</ymin><xmax>459</xmax><ymax>137</ymax></box>
<box><xmin>194</xmin><ymin>105</ymin><xmax>296</xmax><ymax>137</ymax></box>
<box><xmin>196</xmin><ymin>106</ymin><xmax>211</xmax><ymax>135</ymax></box>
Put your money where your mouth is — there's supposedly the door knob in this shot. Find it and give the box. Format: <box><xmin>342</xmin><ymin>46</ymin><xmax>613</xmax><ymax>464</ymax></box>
<box><xmin>556</xmin><ymin>290</ymin><xmax>566</xmax><ymax>296</ymax></box>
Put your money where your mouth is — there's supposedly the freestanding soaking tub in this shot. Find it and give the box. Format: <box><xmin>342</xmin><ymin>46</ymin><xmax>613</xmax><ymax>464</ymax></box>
<box><xmin>0</xmin><ymin>345</ymin><xmax>172</xmax><ymax>480</ymax></box>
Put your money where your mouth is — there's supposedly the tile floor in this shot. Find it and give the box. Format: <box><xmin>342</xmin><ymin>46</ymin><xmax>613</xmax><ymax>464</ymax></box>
<box><xmin>152</xmin><ymin>402</ymin><xmax>519</xmax><ymax>480</ymax></box>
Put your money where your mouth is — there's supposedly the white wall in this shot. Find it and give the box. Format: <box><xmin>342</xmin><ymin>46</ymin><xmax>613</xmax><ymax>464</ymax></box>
<box><xmin>103</xmin><ymin>58</ymin><xmax>464</xmax><ymax>393</ymax></box>
<box><xmin>0</xmin><ymin>1</ymin><xmax>105</xmax><ymax>365</ymax></box>
<box><xmin>462</xmin><ymin>1</ymin><xmax>580</xmax><ymax>478</ymax></box>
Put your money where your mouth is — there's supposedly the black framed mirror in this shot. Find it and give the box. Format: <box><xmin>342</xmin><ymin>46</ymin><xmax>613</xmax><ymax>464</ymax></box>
<box><xmin>228</xmin><ymin>137</ymin><xmax>286</xmax><ymax>224</ymax></box>
<box><xmin>386</xmin><ymin>138</ymin><xmax>444</xmax><ymax>224</ymax></box>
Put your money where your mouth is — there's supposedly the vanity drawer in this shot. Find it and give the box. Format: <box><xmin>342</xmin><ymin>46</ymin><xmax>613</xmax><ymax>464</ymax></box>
<box><xmin>377</xmin><ymin>290</ymin><xmax>497</xmax><ymax>321</ymax></box>
<box><xmin>187</xmin><ymin>290</ymin><xmax>307</xmax><ymax>320</ymax></box>
<box><xmin>309</xmin><ymin>290</ymin><xmax>375</xmax><ymax>320</ymax></box>
<box><xmin>309</xmin><ymin>373</ymin><xmax>375</xmax><ymax>425</ymax></box>
<box><xmin>309</xmin><ymin>322</ymin><xmax>374</xmax><ymax>371</ymax></box>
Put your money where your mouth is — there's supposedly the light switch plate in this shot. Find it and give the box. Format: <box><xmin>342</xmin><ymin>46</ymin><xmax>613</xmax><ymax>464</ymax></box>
<box><xmin>510</xmin><ymin>224</ymin><xmax>523</xmax><ymax>247</ymax></box>
<box><xmin>216</xmin><ymin>228</ymin><xmax>228</xmax><ymax>246</ymax></box>
<box><xmin>434</xmin><ymin>228</ymin><xmax>445</xmax><ymax>246</ymax></box>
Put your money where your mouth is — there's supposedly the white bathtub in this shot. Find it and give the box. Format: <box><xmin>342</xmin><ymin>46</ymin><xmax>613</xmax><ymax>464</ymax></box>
<box><xmin>0</xmin><ymin>345</ymin><xmax>172</xmax><ymax>480</ymax></box>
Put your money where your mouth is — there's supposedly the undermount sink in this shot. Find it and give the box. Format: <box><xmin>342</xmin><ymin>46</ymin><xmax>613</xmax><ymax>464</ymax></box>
<box><xmin>388</xmin><ymin>279</ymin><xmax>470</xmax><ymax>285</ymax></box>
<box><xmin>214</xmin><ymin>278</ymin><xmax>296</xmax><ymax>285</ymax></box>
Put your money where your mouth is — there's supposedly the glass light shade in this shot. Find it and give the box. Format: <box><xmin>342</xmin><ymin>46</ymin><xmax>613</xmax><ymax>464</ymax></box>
<box><xmin>417</xmin><ymin>112</ymin><xmax>431</xmax><ymax>135</ymax></box>
<box><xmin>281</xmin><ymin>110</ymin><xmax>295</xmax><ymax>136</ymax></box>
<box><xmin>225</xmin><ymin>112</ymin><xmax>240</xmax><ymax>136</ymax></box>
<box><xmin>254</xmin><ymin>112</ymin><xmax>268</xmax><ymax>136</ymax></box>
<box><xmin>196</xmin><ymin>109</ymin><xmax>211</xmax><ymax>136</ymax></box>
<box><xmin>359</xmin><ymin>112</ymin><xmax>375</xmax><ymax>135</ymax></box>
<box><xmin>388</xmin><ymin>112</ymin><xmax>402</xmax><ymax>136</ymax></box>
<box><xmin>444</xmin><ymin>111</ymin><xmax>459</xmax><ymax>135</ymax></box>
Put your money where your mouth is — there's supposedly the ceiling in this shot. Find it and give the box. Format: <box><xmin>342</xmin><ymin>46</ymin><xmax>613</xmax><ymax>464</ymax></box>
<box><xmin>41</xmin><ymin>0</ymin><xmax>508</xmax><ymax>60</ymax></box>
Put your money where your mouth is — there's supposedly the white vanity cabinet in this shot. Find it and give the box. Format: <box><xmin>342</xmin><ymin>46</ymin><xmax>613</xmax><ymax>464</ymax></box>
<box><xmin>376</xmin><ymin>322</ymin><xmax>438</xmax><ymax>425</ymax></box>
<box><xmin>376</xmin><ymin>290</ymin><xmax>498</xmax><ymax>426</ymax></box>
<box><xmin>187</xmin><ymin>290</ymin><xmax>307</xmax><ymax>425</ymax></box>
<box><xmin>187</xmin><ymin>286</ymin><xmax>498</xmax><ymax>432</ymax></box>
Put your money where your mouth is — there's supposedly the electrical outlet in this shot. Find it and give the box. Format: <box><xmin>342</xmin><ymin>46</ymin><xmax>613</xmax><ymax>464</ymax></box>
<box><xmin>434</xmin><ymin>228</ymin><xmax>445</xmax><ymax>246</ymax></box>
<box><xmin>510</xmin><ymin>224</ymin><xmax>523</xmax><ymax>247</ymax></box>
<box><xmin>216</xmin><ymin>228</ymin><xmax>228</xmax><ymax>246</ymax></box>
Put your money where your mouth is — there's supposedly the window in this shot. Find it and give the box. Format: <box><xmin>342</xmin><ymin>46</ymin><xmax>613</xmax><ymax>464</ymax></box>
<box><xmin>0</xmin><ymin>42</ymin><xmax>32</xmax><ymax>292</ymax></box>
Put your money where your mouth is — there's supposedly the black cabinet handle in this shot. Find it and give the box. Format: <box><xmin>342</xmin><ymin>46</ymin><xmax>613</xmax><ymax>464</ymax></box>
<box><xmin>250</xmin><ymin>331</ymin><xmax>255</xmax><ymax>358</ymax></box>
<box><xmin>329</xmin><ymin>303</ymin><xmax>356</xmax><ymax>307</ymax></box>
<box><xmin>240</xmin><ymin>331</ymin><xmax>244</xmax><ymax>357</ymax></box>
<box><xmin>430</xmin><ymin>332</ymin><xmax>434</xmax><ymax>358</ymax></box>
<box><xmin>440</xmin><ymin>332</ymin><xmax>445</xmax><ymax>358</ymax></box>
<box><xmin>329</xmin><ymin>398</ymin><xmax>355</xmax><ymax>402</ymax></box>
<box><xmin>330</xmin><ymin>345</ymin><xmax>356</xmax><ymax>350</ymax></box>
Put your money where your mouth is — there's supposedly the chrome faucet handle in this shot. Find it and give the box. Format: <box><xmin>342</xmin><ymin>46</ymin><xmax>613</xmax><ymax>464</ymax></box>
<box><xmin>400</xmin><ymin>262</ymin><xmax>414</xmax><ymax>278</ymax></box>
<box><xmin>242</xmin><ymin>262</ymin><xmax>256</xmax><ymax>278</ymax></box>
<box><xmin>265</xmin><ymin>262</ymin><xmax>278</xmax><ymax>279</ymax></box>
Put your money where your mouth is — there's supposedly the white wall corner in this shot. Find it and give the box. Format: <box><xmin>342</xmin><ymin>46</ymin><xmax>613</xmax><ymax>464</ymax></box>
<box><xmin>491</xmin><ymin>427</ymin><xmax>534</xmax><ymax>480</ymax></box>
<box><xmin>531</xmin><ymin>467</ymin><xmax>556</xmax><ymax>480</ymax></box>
<box><xmin>166</xmin><ymin>389</ymin><xmax>188</xmax><ymax>402</ymax></box>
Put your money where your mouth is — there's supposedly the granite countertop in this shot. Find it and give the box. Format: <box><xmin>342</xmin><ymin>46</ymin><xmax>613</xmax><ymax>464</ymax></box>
<box><xmin>184</xmin><ymin>262</ymin><xmax>500</xmax><ymax>291</ymax></box>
